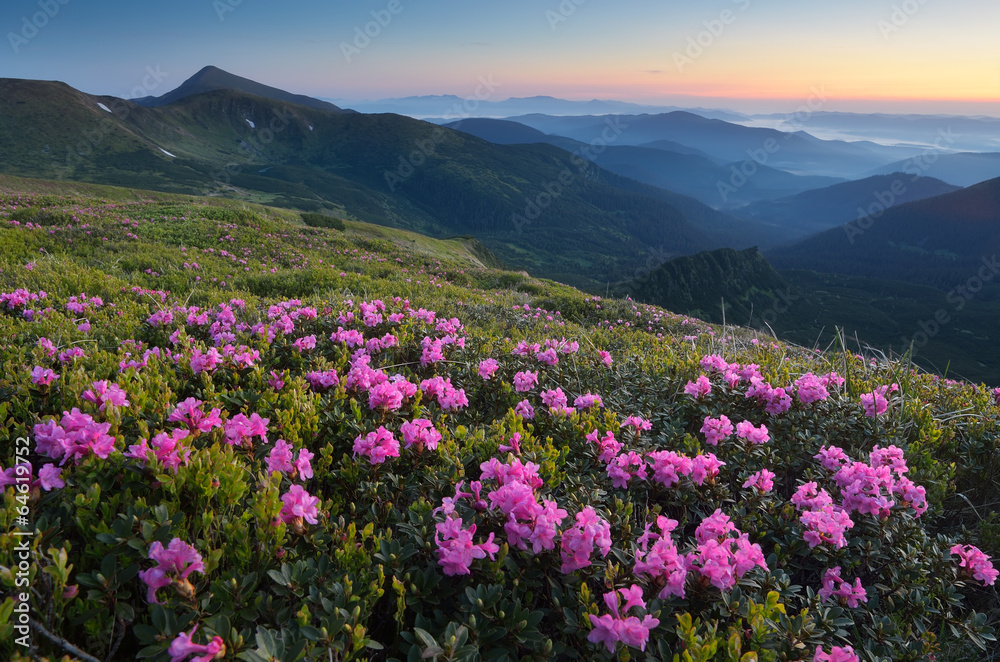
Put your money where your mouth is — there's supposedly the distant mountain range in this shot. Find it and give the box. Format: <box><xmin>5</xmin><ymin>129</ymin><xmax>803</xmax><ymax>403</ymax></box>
<box><xmin>768</xmin><ymin>177</ymin><xmax>1000</xmax><ymax>289</ymax></box>
<box><xmin>735</xmin><ymin>174</ymin><xmax>961</xmax><ymax>241</ymax></box>
<box><xmin>324</xmin><ymin>94</ymin><xmax>748</xmax><ymax>121</ymax></box>
<box><xmin>443</xmin><ymin>117</ymin><xmax>843</xmax><ymax>211</ymax></box>
<box><xmin>0</xmin><ymin>69</ymin><xmax>781</xmax><ymax>288</ymax></box>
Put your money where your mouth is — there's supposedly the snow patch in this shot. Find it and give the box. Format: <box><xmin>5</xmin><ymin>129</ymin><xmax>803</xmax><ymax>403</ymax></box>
<box><xmin>159</xmin><ymin>148</ymin><xmax>176</xmax><ymax>158</ymax></box>
<box><xmin>97</xmin><ymin>103</ymin><xmax>112</xmax><ymax>113</ymax></box>
<box><xmin>308</xmin><ymin>125</ymin><xmax>314</xmax><ymax>131</ymax></box>
<box><xmin>245</xmin><ymin>119</ymin><xmax>255</xmax><ymax>128</ymax></box>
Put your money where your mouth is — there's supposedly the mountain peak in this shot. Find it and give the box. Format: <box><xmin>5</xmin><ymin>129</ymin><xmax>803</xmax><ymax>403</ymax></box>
<box><xmin>135</xmin><ymin>65</ymin><xmax>349</xmax><ymax>113</ymax></box>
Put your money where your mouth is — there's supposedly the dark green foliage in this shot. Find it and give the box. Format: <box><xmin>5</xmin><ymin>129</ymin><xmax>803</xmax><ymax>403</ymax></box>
<box><xmin>300</xmin><ymin>212</ymin><xmax>346</xmax><ymax>231</ymax></box>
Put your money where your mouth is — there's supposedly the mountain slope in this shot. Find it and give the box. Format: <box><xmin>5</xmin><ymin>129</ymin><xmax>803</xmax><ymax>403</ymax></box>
<box><xmin>134</xmin><ymin>65</ymin><xmax>349</xmax><ymax>113</ymax></box>
<box><xmin>737</xmin><ymin>173</ymin><xmax>962</xmax><ymax>240</ymax></box>
<box><xmin>0</xmin><ymin>77</ymin><xmax>722</xmax><ymax>288</ymax></box>
<box><xmin>767</xmin><ymin>177</ymin><xmax>1000</xmax><ymax>288</ymax></box>
<box><xmin>864</xmin><ymin>152</ymin><xmax>1000</xmax><ymax>187</ymax></box>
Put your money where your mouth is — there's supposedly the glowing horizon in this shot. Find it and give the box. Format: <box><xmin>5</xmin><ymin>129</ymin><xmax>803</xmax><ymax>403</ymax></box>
<box><xmin>1</xmin><ymin>0</ymin><xmax>998</xmax><ymax>117</ymax></box>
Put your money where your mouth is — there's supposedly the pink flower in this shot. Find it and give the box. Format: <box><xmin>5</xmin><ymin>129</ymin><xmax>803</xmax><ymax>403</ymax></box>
<box><xmin>689</xmin><ymin>453</ymin><xmax>724</xmax><ymax>485</ymax></box>
<box><xmin>292</xmin><ymin>334</ymin><xmax>316</xmax><ymax>352</ymax></box>
<box><xmin>435</xmin><ymin>515</ymin><xmax>499</xmax><ymax>576</ymax></box>
<box><xmin>951</xmin><ymin>544</ymin><xmax>999</xmax><ymax>585</ymax></box>
<box><xmin>81</xmin><ymin>380</ymin><xmax>129</xmax><ymax>412</ymax></box>
<box><xmin>540</xmin><ymin>387</ymin><xmax>567</xmax><ymax>409</ymax></box>
<box><xmin>620</xmin><ymin>415</ymin><xmax>651</xmax><ymax>434</ymax></box>
<box><xmin>587</xmin><ymin>587</ymin><xmax>659</xmax><ymax>653</ymax></box>
<box><xmin>860</xmin><ymin>386</ymin><xmax>892</xmax><ymax>417</ymax></box>
<box><xmin>742</xmin><ymin>468</ymin><xmax>775</xmax><ymax>493</ymax></box>
<box><xmin>280</xmin><ymin>485</ymin><xmax>320</xmax><ymax>527</ymax></box>
<box><xmin>223</xmin><ymin>413</ymin><xmax>269</xmax><ymax>447</ymax></box>
<box><xmin>30</xmin><ymin>366</ymin><xmax>58</xmax><ymax>387</ymax></box>
<box><xmin>791</xmin><ymin>482</ymin><xmax>834</xmax><ymax>511</ymax></box>
<box><xmin>795</xmin><ymin>373</ymin><xmax>829</xmax><ymax>405</ymax></box>
<box><xmin>535</xmin><ymin>347</ymin><xmax>559</xmax><ymax>366</ymax></box>
<box><xmin>700</xmin><ymin>415</ymin><xmax>733</xmax><ymax>446</ymax></box>
<box><xmin>266</xmin><ymin>439</ymin><xmax>295</xmax><ymax>474</ymax></box>
<box><xmin>38</xmin><ymin>464</ymin><xmax>64</xmax><ymax>490</ymax></box>
<box><xmin>699</xmin><ymin>354</ymin><xmax>729</xmax><ymax>373</ymax></box>
<box><xmin>139</xmin><ymin>538</ymin><xmax>204</xmax><ymax>604</ymax></box>
<box><xmin>818</xmin><ymin>566</ymin><xmax>868</xmax><ymax>607</ymax></box>
<box><xmin>189</xmin><ymin>347</ymin><xmax>221</xmax><ymax>374</ymax></box>
<box><xmin>814</xmin><ymin>645</ymin><xmax>860</xmax><ymax>662</ymax></box>
<box><xmin>814</xmin><ymin>445</ymin><xmax>850</xmax><ymax>471</ymax></box>
<box><xmin>598</xmin><ymin>350</ymin><xmax>613</xmax><ymax>367</ymax></box>
<box><xmin>735</xmin><ymin>420</ymin><xmax>770</xmax><ymax>444</ymax></box>
<box><xmin>801</xmin><ymin>506</ymin><xmax>853</xmax><ymax>549</ymax></box>
<box><xmin>478</xmin><ymin>358</ymin><xmax>500</xmax><ymax>380</ymax></box>
<box><xmin>353</xmin><ymin>426</ymin><xmax>400</xmax><ymax>464</ymax></box>
<box><xmin>368</xmin><ymin>381</ymin><xmax>405</xmax><ymax>411</ymax></box>
<box><xmin>633</xmin><ymin>516</ymin><xmax>689</xmax><ymax>598</ymax></box>
<box><xmin>560</xmin><ymin>506</ymin><xmax>612</xmax><ymax>573</ymax></box>
<box><xmin>168</xmin><ymin>625</ymin><xmax>225</xmax><ymax>662</ymax></box>
<box><xmin>574</xmin><ymin>393</ymin><xmax>603</xmax><ymax>409</ymax></box>
<box><xmin>607</xmin><ymin>451</ymin><xmax>647</xmax><ymax>488</ymax></box>
<box><xmin>514</xmin><ymin>399</ymin><xmax>534</xmax><ymax>419</ymax></box>
<box><xmin>513</xmin><ymin>370</ymin><xmax>538</xmax><ymax>392</ymax></box>
<box><xmin>400</xmin><ymin>418</ymin><xmax>442</xmax><ymax>451</ymax></box>
<box><xmin>647</xmin><ymin>450</ymin><xmax>693</xmax><ymax>488</ymax></box>
<box><xmin>305</xmin><ymin>369</ymin><xmax>339</xmax><ymax>390</ymax></box>
<box><xmin>167</xmin><ymin>398</ymin><xmax>223</xmax><ymax>433</ymax></box>
<box><xmin>684</xmin><ymin>375</ymin><xmax>711</xmax><ymax>400</ymax></box>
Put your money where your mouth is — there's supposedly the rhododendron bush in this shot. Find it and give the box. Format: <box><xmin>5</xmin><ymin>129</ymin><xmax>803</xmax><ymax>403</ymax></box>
<box><xmin>1</xmin><ymin>189</ymin><xmax>999</xmax><ymax>661</ymax></box>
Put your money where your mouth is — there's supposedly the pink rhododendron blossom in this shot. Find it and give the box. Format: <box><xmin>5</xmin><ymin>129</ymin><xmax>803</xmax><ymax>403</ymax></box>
<box><xmin>696</xmin><ymin>509</ymin><xmax>737</xmax><ymax>544</ymax></box>
<box><xmin>535</xmin><ymin>347</ymin><xmax>559</xmax><ymax>366</ymax></box>
<box><xmin>795</xmin><ymin>373</ymin><xmax>829</xmax><ymax>405</ymax></box>
<box><xmin>634</xmin><ymin>516</ymin><xmax>689</xmax><ymax>598</ymax></box>
<box><xmin>353</xmin><ymin>426</ymin><xmax>400</xmax><ymax>464</ymax></box>
<box><xmin>291</xmin><ymin>334</ymin><xmax>316</xmax><ymax>352</ymax></box>
<box><xmin>513</xmin><ymin>370</ymin><xmax>539</xmax><ymax>392</ymax></box>
<box><xmin>742</xmin><ymin>468</ymin><xmax>775</xmax><ymax>493</ymax></box>
<box><xmin>607</xmin><ymin>451</ymin><xmax>648</xmax><ymax>488</ymax></box>
<box><xmin>688</xmin><ymin>512</ymin><xmax>767</xmax><ymax>590</ymax></box>
<box><xmin>30</xmin><ymin>366</ymin><xmax>58</xmax><ymax>387</ymax></box>
<box><xmin>400</xmin><ymin>418</ymin><xmax>441</xmax><ymax>451</ymax></box>
<box><xmin>814</xmin><ymin>445</ymin><xmax>850</xmax><ymax>471</ymax></box>
<box><xmin>819</xmin><ymin>566</ymin><xmax>868</xmax><ymax>607</ymax></box>
<box><xmin>801</xmin><ymin>506</ymin><xmax>853</xmax><ymax>549</ymax></box>
<box><xmin>368</xmin><ymin>381</ymin><xmax>405</xmax><ymax>411</ymax></box>
<box><xmin>81</xmin><ymin>380</ymin><xmax>129</xmax><ymax>412</ymax></box>
<box><xmin>189</xmin><ymin>347</ymin><xmax>221</xmax><ymax>374</ymax></box>
<box><xmin>684</xmin><ymin>375</ymin><xmax>711</xmax><ymax>400</ymax></box>
<box><xmin>587</xmin><ymin>586</ymin><xmax>659</xmax><ymax>653</ymax></box>
<box><xmin>167</xmin><ymin>398</ymin><xmax>223</xmax><ymax>433</ymax></box>
<box><xmin>560</xmin><ymin>506</ymin><xmax>612</xmax><ymax>573</ymax></box>
<box><xmin>951</xmin><ymin>544</ymin><xmax>999</xmax><ymax>585</ymax></box>
<box><xmin>139</xmin><ymin>538</ymin><xmax>204</xmax><ymax>604</ymax></box>
<box><xmin>574</xmin><ymin>393</ymin><xmax>603</xmax><ymax>409</ymax></box>
<box><xmin>588</xmin><ymin>429</ymin><xmax>623</xmax><ymax>463</ymax></box>
<box><xmin>478</xmin><ymin>358</ymin><xmax>499</xmax><ymax>380</ymax></box>
<box><xmin>689</xmin><ymin>453</ymin><xmax>724</xmax><ymax>485</ymax></box>
<box><xmin>791</xmin><ymin>482</ymin><xmax>834</xmax><ymax>511</ymax></box>
<box><xmin>700</xmin><ymin>415</ymin><xmax>733</xmax><ymax>446</ymax></box>
<box><xmin>598</xmin><ymin>350</ymin><xmax>613</xmax><ymax>367</ymax></box>
<box><xmin>305</xmin><ymin>369</ymin><xmax>339</xmax><ymax>390</ymax></box>
<box><xmin>514</xmin><ymin>399</ymin><xmax>534</xmax><ymax>419</ymax></box>
<box><xmin>38</xmin><ymin>463</ymin><xmax>64</xmax><ymax>491</ymax></box>
<box><xmin>700</xmin><ymin>354</ymin><xmax>729</xmax><ymax>374</ymax></box>
<box><xmin>223</xmin><ymin>413</ymin><xmax>269</xmax><ymax>447</ymax></box>
<box><xmin>735</xmin><ymin>420</ymin><xmax>770</xmax><ymax>444</ymax></box>
<box><xmin>620</xmin><ymin>415</ymin><xmax>651</xmax><ymax>433</ymax></box>
<box><xmin>168</xmin><ymin>625</ymin><xmax>225</xmax><ymax>662</ymax></box>
<box><xmin>647</xmin><ymin>450</ymin><xmax>693</xmax><ymax>488</ymax></box>
<box><xmin>280</xmin><ymin>485</ymin><xmax>320</xmax><ymax>528</ymax></box>
<box><xmin>434</xmin><ymin>515</ymin><xmax>499</xmax><ymax>576</ymax></box>
<box><xmin>860</xmin><ymin>385</ymin><xmax>893</xmax><ymax>417</ymax></box>
<box><xmin>33</xmin><ymin>408</ymin><xmax>117</xmax><ymax>465</ymax></box>
<box><xmin>814</xmin><ymin>645</ymin><xmax>860</xmax><ymax>662</ymax></box>
<box><xmin>540</xmin><ymin>387</ymin><xmax>567</xmax><ymax>409</ymax></box>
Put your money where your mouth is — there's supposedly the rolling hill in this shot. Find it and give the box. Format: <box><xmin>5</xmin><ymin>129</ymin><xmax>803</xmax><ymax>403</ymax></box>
<box><xmin>736</xmin><ymin>174</ymin><xmax>962</xmax><ymax>241</ymax></box>
<box><xmin>767</xmin><ymin>177</ymin><xmax>1000</xmax><ymax>289</ymax></box>
<box><xmin>0</xmin><ymin>74</ymin><xmax>752</xmax><ymax>289</ymax></box>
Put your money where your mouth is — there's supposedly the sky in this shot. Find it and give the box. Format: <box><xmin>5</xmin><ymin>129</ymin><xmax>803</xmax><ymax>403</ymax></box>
<box><xmin>3</xmin><ymin>0</ymin><xmax>999</xmax><ymax>116</ymax></box>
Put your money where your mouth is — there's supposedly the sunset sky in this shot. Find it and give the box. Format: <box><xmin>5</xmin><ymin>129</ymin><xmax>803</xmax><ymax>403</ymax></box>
<box><xmin>3</xmin><ymin>0</ymin><xmax>999</xmax><ymax>115</ymax></box>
